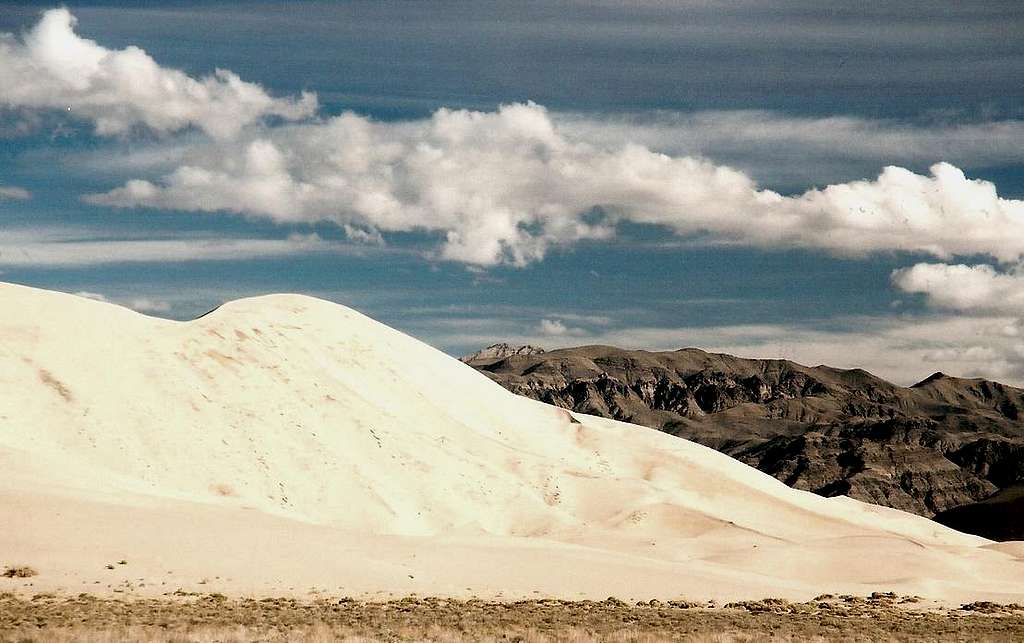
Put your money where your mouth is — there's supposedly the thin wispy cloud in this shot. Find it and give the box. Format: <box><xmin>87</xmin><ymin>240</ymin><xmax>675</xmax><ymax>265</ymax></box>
<box><xmin>0</xmin><ymin>230</ymin><xmax>356</xmax><ymax>267</ymax></box>
<box><xmin>556</xmin><ymin>111</ymin><xmax>1024</xmax><ymax>187</ymax></box>
<box><xmin>0</xmin><ymin>185</ymin><xmax>30</xmax><ymax>200</ymax></box>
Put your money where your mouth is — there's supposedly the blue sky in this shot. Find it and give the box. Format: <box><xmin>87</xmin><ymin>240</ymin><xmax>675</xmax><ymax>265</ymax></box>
<box><xmin>2</xmin><ymin>1</ymin><xmax>1024</xmax><ymax>384</ymax></box>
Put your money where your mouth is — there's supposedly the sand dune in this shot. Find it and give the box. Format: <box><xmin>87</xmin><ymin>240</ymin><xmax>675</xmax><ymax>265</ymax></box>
<box><xmin>1</xmin><ymin>281</ymin><xmax>1022</xmax><ymax>603</ymax></box>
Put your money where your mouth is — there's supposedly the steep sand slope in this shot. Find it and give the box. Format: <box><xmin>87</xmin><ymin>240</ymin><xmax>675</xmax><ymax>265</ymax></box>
<box><xmin>1</xmin><ymin>282</ymin><xmax>1022</xmax><ymax>603</ymax></box>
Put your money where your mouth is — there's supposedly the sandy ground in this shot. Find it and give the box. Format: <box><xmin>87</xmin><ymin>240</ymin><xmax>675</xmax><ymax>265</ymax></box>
<box><xmin>2</xmin><ymin>281</ymin><xmax>1023</xmax><ymax>606</ymax></box>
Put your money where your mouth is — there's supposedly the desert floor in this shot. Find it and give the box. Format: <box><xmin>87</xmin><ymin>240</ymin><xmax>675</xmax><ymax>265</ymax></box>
<box><xmin>1</xmin><ymin>592</ymin><xmax>1023</xmax><ymax>643</ymax></box>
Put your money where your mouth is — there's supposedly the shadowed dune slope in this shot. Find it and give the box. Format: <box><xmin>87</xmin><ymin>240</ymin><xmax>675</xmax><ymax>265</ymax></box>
<box><xmin>935</xmin><ymin>484</ymin><xmax>1024</xmax><ymax>542</ymax></box>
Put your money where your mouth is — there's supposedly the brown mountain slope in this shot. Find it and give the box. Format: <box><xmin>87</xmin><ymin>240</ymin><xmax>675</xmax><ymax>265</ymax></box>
<box><xmin>464</xmin><ymin>344</ymin><xmax>1024</xmax><ymax>526</ymax></box>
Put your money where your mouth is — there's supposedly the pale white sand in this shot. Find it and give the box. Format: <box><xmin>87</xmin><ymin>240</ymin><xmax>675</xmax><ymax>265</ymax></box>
<box><xmin>1</xmin><ymin>281</ymin><xmax>1022</xmax><ymax>604</ymax></box>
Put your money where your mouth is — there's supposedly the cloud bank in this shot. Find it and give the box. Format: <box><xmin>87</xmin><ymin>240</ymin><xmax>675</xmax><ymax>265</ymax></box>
<box><xmin>65</xmin><ymin>110</ymin><xmax>1024</xmax><ymax>192</ymax></box>
<box><xmin>86</xmin><ymin>102</ymin><xmax>1024</xmax><ymax>266</ymax></box>
<box><xmin>0</xmin><ymin>9</ymin><xmax>316</xmax><ymax>138</ymax></box>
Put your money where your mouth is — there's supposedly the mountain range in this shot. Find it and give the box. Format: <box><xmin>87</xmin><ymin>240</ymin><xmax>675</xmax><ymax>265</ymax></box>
<box><xmin>462</xmin><ymin>344</ymin><xmax>1024</xmax><ymax>539</ymax></box>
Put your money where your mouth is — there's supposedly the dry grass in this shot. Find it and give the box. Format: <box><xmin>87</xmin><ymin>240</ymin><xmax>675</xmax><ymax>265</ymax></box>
<box><xmin>0</xmin><ymin>593</ymin><xmax>1022</xmax><ymax>642</ymax></box>
<box><xmin>0</xmin><ymin>624</ymin><xmax>780</xmax><ymax>643</ymax></box>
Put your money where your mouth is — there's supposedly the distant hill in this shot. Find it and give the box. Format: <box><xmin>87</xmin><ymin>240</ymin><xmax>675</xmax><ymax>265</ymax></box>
<box><xmin>465</xmin><ymin>345</ymin><xmax>1024</xmax><ymax>532</ymax></box>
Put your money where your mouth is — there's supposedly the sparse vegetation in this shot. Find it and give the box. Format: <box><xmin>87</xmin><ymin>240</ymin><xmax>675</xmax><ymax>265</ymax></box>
<box><xmin>723</xmin><ymin>597</ymin><xmax>792</xmax><ymax>613</ymax></box>
<box><xmin>1</xmin><ymin>566</ymin><xmax>36</xmax><ymax>578</ymax></box>
<box><xmin>962</xmin><ymin>601</ymin><xmax>1024</xmax><ymax>614</ymax></box>
<box><xmin>0</xmin><ymin>593</ymin><xmax>1022</xmax><ymax>642</ymax></box>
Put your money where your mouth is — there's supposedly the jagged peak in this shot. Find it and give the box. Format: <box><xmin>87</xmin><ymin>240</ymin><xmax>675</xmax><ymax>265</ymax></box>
<box><xmin>459</xmin><ymin>343</ymin><xmax>545</xmax><ymax>363</ymax></box>
<box><xmin>912</xmin><ymin>372</ymin><xmax>948</xmax><ymax>388</ymax></box>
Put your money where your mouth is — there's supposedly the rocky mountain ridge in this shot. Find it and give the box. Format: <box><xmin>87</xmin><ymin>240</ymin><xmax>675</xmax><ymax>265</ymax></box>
<box><xmin>463</xmin><ymin>344</ymin><xmax>1024</xmax><ymax>538</ymax></box>
<box><xmin>458</xmin><ymin>342</ymin><xmax>545</xmax><ymax>364</ymax></box>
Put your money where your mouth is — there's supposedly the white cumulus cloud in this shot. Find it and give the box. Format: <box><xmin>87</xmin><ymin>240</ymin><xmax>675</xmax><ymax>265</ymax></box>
<box><xmin>893</xmin><ymin>263</ymin><xmax>1024</xmax><ymax>314</ymax></box>
<box><xmin>537</xmin><ymin>318</ymin><xmax>589</xmax><ymax>337</ymax></box>
<box><xmin>125</xmin><ymin>297</ymin><xmax>172</xmax><ymax>313</ymax></box>
<box><xmin>85</xmin><ymin>102</ymin><xmax>1024</xmax><ymax>266</ymax></box>
<box><xmin>0</xmin><ymin>9</ymin><xmax>316</xmax><ymax>138</ymax></box>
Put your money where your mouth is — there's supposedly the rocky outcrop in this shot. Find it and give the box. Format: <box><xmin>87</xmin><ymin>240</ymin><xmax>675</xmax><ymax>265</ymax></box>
<box><xmin>459</xmin><ymin>343</ymin><xmax>545</xmax><ymax>365</ymax></box>
<box><xmin>734</xmin><ymin>418</ymin><xmax>998</xmax><ymax>516</ymax></box>
<box><xmin>466</xmin><ymin>345</ymin><xmax>1024</xmax><ymax>534</ymax></box>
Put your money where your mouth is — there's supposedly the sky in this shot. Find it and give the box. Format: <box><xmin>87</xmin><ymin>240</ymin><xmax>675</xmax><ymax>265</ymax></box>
<box><xmin>1</xmin><ymin>1</ymin><xmax>1024</xmax><ymax>385</ymax></box>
